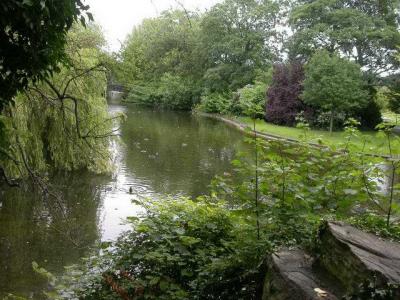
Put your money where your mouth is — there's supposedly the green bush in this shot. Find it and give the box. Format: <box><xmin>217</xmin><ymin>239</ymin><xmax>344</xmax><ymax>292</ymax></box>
<box><xmin>197</xmin><ymin>93</ymin><xmax>232</xmax><ymax>114</ymax></box>
<box><xmin>125</xmin><ymin>74</ymin><xmax>201</xmax><ymax>110</ymax></box>
<box><xmin>54</xmin><ymin>197</ymin><xmax>270</xmax><ymax>299</ymax></box>
<box><xmin>388</xmin><ymin>90</ymin><xmax>400</xmax><ymax>114</ymax></box>
<box><xmin>348</xmin><ymin>214</ymin><xmax>400</xmax><ymax>242</ymax></box>
<box><xmin>356</xmin><ymin>98</ymin><xmax>383</xmax><ymax>130</ymax></box>
<box><xmin>233</xmin><ymin>82</ymin><xmax>266</xmax><ymax>119</ymax></box>
<box><xmin>158</xmin><ymin>73</ymin><xmax>201</xmax><ymax>110</ymax></box>
<box><xmin>125</xmin><ymin>84</ymin><xmax>163</xmax><ymax>106</ymax></box>
<box><xmin>197</xmin><ymin>82</ymin><xmax>267</xmax><ymax>117</ymax></box>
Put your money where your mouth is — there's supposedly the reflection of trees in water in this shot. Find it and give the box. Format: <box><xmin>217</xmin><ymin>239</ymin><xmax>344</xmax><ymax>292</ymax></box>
<box><xmin>0</xmin><ymin>172</ymin><xmax>109</xmax><ymax>298</ymax></box>
<box><xmin>0</xmin><ymin>105</ymin><xmax>251</xmax><ymax>297</ymax></box>
<box><xmin>121</xmin><ymin>108</ymin><xmax>249</xmax><ymax>197</ymax></box>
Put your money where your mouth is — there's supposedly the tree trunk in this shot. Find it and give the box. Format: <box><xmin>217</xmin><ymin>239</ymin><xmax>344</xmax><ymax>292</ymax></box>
<box><xmin>329</xmin><ymin>109</ymin><xmax>334</xmax><ymax>135</ymax></box>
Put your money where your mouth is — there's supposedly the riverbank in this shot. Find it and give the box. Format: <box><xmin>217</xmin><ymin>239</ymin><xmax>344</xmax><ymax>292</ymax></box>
<box><xmin>0</xmin><ymin>104</ymin><xmax>253</xmax><ymax>298</ymax></box>
<box><xmin>198</xmin><ymin>112</ymin><xmax>400</xmax><ymax>156</ymax></box>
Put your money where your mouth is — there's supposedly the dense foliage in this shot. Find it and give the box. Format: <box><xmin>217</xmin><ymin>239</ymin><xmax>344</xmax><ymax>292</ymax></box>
<box><xmin>0</xmin><ymin>0</ymin><xmax>92</xmax><ymax>110</ymax></box>
<box><xmin>386</xmin><ymin>76</ymin><xmax>400</xmax><ymax>114</ymax></box>
<box><xmin>265</xmin><ymin>62</ymin><xmax>310</xmax><ymax>126</ymax></box>
<box><xmin>113</xmin><ymin>0</ymin><xmax>399</xmax><ymax>133</ymax></box>
<box><xmin>302</xmin><ymin>51</ymin><xmax>368</xmax><ymax>132</ymax></box>
<box><xmin>197</xmin><ymin>92</ymin><xmax>232</xmax><ymax>114</ymax></box>
<box><xmin>2</xmin><ymin>0</ymin><xmax>400</xmax><ymax>298</ymax></box>
<box><xmin>199</xmin><ymin>0</ymin><xmax>280</xmax><ymax>93</ymax></box>
<box><xmin>0</xmin><ymin>25</ymin><xmax>115</xmax><ymax>180</ymax></box>
<box><xmin>357</xmin><ymin>96</ymin><xmax>384</xmax><ymax>129</ymax></box>
<box><xmin>116</xmin><ymin>0</ymin><xmax>280</xmax><ymax>110</ymax></box>
<box><xmin>234</xmin><ymin>82</ymin><xmax>267</xmax><ymax>118</ymax></box>
<box><xmin>116</xmin><ymin>10</ymin><xmax>203</xmax><ymax>110</ymax></box>
<box><xmin>52</xmin><ymin>197</ymin><xmax>268</xmax><ymax>299</ymax></box>
<box><xmin>197</xmin><ymin>80</ymin><xmax>269</xmax><ymax>117</ymax></box>
<box><xmin>37</xmin><ymin>122</ymin><xmax>400</xmax><ymax>299</ymax></box>
<box><xmin>288</xmin><ymin>0</ymin><xmax>399</xmax><ymax>130</ymax></box>
<box><xmin>289</xmin><ymin>0</ymin><xmax>400</xmax><ymax>75</ymax></box>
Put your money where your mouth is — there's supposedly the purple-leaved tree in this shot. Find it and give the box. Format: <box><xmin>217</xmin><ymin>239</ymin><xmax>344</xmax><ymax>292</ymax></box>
<box><xmin>266</xmin><ymin>62</ymin><xmax>311</xmax><ymax>126</ymax></box>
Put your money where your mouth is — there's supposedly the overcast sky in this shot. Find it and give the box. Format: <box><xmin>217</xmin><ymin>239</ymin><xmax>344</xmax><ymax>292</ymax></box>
<box><xmin>86</xmin><ymin>0</ymin><xmax>221</xmax><ymax>52</ymax></box>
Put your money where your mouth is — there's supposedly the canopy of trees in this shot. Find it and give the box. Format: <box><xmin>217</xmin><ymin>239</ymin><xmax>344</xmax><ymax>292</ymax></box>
<box><xmin>289</xmin><ymin>0</ymin><xmax>400</xmax><ymax>76</ymax></box>
<box><xmin>0</xmin><ymin>0</ymin><xmax>92</xmax><ymax>110</ymax></box>
<box><xmin>2</xmin><ymin>0</ymin><xmax>400</xmax><ymax>182</ymax></box>
<box><xmin>115</xmin><ymin>0</ymin><xmax>281</xmax><ymax>110</ymax></box>
<box><xmin>112</xmin><ymin>0</ymin><xmax>399</xmax><ymax>132</ymax></box>
<box><xmin>200</xmin><ymin>0</ymin><xmax>280</xmax><ymax>92</ymax></box>
<box><xmin>1</xmin><ymin>1</ymin><xmax>400</xmax><ymax>298</ymax></box>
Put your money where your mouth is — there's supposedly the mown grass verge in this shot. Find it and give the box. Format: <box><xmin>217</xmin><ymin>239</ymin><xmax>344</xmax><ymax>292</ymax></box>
<box><xmin>235</xmin><ymin>116</ymin><xmax>400</xmax><ymax>156</ymax></box>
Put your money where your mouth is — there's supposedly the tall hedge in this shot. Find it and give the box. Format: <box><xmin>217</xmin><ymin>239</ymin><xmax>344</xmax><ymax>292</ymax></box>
<box><xmin>266</xmin><ymin>63</ymin><xmax>310</xmax><ymax>126</ymax></box>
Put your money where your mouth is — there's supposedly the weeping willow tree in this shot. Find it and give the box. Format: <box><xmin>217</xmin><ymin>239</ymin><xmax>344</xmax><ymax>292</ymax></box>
<box><xmin>0</xmin><ymin>24</ymin><xmax>118</xmax><ymax>184</ymax></box>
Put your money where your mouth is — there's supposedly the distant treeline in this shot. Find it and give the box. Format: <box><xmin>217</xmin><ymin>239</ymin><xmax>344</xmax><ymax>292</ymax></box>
<box><xmin>112</xmin><ymin>0</ymin><xmax>400</xmax><ymax>131</ymax></box>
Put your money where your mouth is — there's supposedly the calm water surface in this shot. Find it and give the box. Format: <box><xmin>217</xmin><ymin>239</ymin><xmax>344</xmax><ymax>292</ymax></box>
<box><xmin>0</xmin><ymin>103</ymin><xmax>249</xmax><ymax>298</ymax></box>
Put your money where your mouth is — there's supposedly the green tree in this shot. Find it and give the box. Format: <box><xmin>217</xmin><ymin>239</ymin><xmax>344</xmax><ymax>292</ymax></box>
<box><xmin>289</xmin><ymin>0</ymin><xmax>400</xmax><ymax>75</ymax></box>
<box><xmin>200</xmin><ymin>0</ymin><xmax>280</xmax><ymax>93</ymax></box>
<box><xmin>0</xmin><ymin>0</ymin><xmax>92</xmax><ymax>109</ymax></box>
<box><xmin>120</xmin><ymin>10</ymin><xmax>204</xmax><ymax>80</ymax></box>
<box><xmin>118</xmin><ymin>10</ymin><xmax>204</xmax><ymax>109</ymax></box>
<box><xmin>118</xmin><ymin>1</ymin><xmax>284</xmax><ymax>110</ymax></box>
<box><xmin>0</xmin><ymin>24</ymin><xmax>115</xmax><ymax>180</ymax></box>
<box><xmin>302</xmin><ymin>51</ymin><xmax>368</xmax><ymax>133</ymax></box>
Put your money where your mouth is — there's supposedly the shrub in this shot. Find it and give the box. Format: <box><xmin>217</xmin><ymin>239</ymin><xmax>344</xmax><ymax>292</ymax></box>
<box><xmin>375</xmin><ymin>87</ymin><xmax>391</xmax><ymax>111</ymax></box>
<box><xmin>388</xmin><ymin>88</ymin><xmax>400</xmax><ymax>114</ymax></box>
<box><xmin>197</xmin><ymin>93</ymin><xmax>231</xmax><ymax>114</ymax></box>
<box><xmin>158</xmin><ymin>73</ymin><xmax>201</xmax><ymax>110</ymax></box>
<box><xmin>53</xmin><ymin>197</ymin><xmax>270</xmax><ymax>299</ymax></box>
<box><xmin>313</xmin><ymin>110</ymin><xmax>348</xmax><ymax>130</ymax></box>
<box><xmin>126</xmin><ymin>84</ymin><xmax>162</xmax><ymax>106</ymax></box>
<box><xmin>234</xmin><ymin>82</ymin><xmax>267</xmax><ymax>119</ymax></box>
<box><xmin>356</xmin><ymin>98</ymin><xmax>383</xmax><ymax>130</ymax></box>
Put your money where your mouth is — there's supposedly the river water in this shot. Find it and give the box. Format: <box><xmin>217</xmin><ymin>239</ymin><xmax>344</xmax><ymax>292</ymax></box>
<box><xmin>0</xmin><ymin>103</ymin><xmax>249</xmax><ymax>298</ymax></box>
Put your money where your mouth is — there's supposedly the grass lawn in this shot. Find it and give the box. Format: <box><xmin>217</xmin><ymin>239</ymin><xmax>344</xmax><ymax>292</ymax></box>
<box><xmin>236</xmin><ymin>116</ymin><xmax>400</xmax><ymax>156</ymax></box>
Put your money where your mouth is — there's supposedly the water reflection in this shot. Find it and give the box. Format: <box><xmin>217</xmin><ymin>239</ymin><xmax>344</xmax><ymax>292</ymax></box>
<box><xmin>2</xmin><ymin>102</ymin><xmax>397</xmax><ymax>297</ymax></box>
<box><xmin>0</xmin><ymin>103</ymin><xmax>250</xmax><ymax>297</ymax></box>
<box><xmin>0</xmin><ymin>173</ymin><xmax>108</xmax><ymax>298</ymax></box>
<box><xmin>118</xmin><ymin>105</ymin><xmax>247</xmax><ymax>198</ymax></box>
